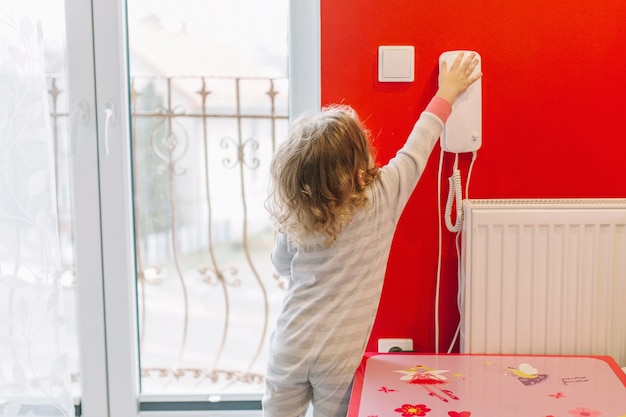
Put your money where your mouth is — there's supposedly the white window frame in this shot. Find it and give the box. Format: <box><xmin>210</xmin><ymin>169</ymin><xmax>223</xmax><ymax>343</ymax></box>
<box><xmin>64</xmin><ymin>0</ymin><xmax>110</xmax><ymax>415</ymax></box>
<box><xmin>288</xmin><ymin>0</ymin><xmax>321</xmax><ymax>120</ymax></box>
<box><xmin>67</xmin><ymin>0</ymin><xmax>320</xmax><ymax>415</ymax></box>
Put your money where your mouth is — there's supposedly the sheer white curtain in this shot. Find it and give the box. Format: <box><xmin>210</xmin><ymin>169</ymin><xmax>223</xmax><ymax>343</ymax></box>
<box><xmin>0</xmin><ymin>0</ymin><xmax>73</xmax><ymax>415</ymax></box>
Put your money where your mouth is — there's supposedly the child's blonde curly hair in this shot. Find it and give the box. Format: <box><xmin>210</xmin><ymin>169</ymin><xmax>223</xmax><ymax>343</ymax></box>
<box><xmin>266</xmin><ymin>105</ymin><xmax>380</xmax><ymax>248</ymax></box>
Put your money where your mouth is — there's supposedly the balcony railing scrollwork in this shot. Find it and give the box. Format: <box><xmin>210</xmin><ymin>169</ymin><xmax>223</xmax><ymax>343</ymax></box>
<box><xmin>49</xmin><ymin>74</ymin><xmax>289</xmax><ymax>393</ymax></box>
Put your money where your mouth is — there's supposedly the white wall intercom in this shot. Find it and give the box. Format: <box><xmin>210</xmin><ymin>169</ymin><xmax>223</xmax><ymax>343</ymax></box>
<box><xmin>438</xmin><ymin>51</ymin><xmax>482</xmax><ymax>153</ymax></box>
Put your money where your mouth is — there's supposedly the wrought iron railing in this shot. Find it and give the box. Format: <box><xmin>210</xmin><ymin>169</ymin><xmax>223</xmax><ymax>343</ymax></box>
<box><xmin>48</xmin><ymin>75</ymin><xmax>289</xmax><ymax>393</ymax></box>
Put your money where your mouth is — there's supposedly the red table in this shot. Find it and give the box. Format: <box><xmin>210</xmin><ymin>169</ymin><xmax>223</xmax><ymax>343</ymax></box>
<box><xmin>348</xmin><ymin>353</ymin><xmax>626</xmax><ymax>417</ymax></box>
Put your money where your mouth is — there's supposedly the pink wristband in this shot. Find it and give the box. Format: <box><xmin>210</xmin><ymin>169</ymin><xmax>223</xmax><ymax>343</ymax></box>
<box><xmin>424</xmin><ymin>96</ymin><xmax>452</xmax><ymax>123</ymax></box>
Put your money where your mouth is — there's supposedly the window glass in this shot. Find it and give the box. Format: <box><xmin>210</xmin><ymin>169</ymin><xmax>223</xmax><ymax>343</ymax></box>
<box><xmin>42</xmin><ymin>0</ymin><xmax>82</xmax><ymax>401</ymax></box>
<box><xmin>126</xmin><ymin>0</ymin><xmax>289</xmax><ymax>395</ymax></box>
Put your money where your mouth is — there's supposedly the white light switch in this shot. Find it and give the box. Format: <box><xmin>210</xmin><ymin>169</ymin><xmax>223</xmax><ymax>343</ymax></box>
<box><xmin>378</xmin><ymin>46</ymin><xmax>414</xmax><ymax>82</ymax></box>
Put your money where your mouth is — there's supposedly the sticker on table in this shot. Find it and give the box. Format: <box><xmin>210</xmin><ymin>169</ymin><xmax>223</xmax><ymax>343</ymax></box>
<box><xmin>567</xmin><ymin>407</ymin><xmax>602</xmax><ymax>417</ymax></box>
<box><xmin>394</xmin><ymin>403</ymin><xmax>431</xmax><ymax>416</ymax></box>
<box><xmin>394</xmin><ymin>365</ymin><xmax>460</xmax><ymax>402</ymax></box>
<box><xmin>506</xmin><ymin>362</ymin><xmax>549</xmax><ymax>386</ymax></box>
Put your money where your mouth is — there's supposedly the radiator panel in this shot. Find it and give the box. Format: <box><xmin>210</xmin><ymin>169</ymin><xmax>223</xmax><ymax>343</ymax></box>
<box><xmin>461</xmin><ymin>199</ymin><xmax>626</xmax><ymax>366</ymax></box>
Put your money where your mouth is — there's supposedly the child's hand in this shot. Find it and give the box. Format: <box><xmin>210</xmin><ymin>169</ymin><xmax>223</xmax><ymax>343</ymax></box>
<box><xmin>436</xmin><ymin>52</ymin><xmax>482</xmax><ymax>105</ymax></box>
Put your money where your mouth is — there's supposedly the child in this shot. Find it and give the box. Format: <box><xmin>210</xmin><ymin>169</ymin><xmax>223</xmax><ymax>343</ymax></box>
<box><xmin>263</xmin><ymin>52</ymin><xmax>481</xmax><ymax>417</ymax></box>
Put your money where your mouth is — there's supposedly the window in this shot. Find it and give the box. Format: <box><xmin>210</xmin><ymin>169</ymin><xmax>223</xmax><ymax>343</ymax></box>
<box><xmin>41</xmin><ymin>0</ymin><xmax>317</xmax><ymax>415</ymax></box>
<box><xmin>126</xmin><ymin>1</ymin><xmax>289</xmax><ymax>396</ymax></box>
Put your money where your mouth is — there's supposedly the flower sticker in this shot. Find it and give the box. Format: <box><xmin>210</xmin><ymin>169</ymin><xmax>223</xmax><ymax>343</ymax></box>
<box><xmin>568</xmin><ymin>407</ymin><xmax>602</xmax><ymax>417</ymax></box>
<box><xmin>394</xmin><ymin>403</ymin><xmax>431</xmax><ymax>416</ymax></box>
<box><xmin>448</xmin><ymin>412</ymin><xmax>471</xmax><ymax>417</ymax></box>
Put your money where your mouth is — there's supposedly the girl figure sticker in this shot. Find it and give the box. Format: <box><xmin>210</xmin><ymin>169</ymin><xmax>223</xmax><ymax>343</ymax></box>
<box><xmin>394</xmin><ymin>365</ymin><xmax>460</xmax><ymax>402</ymax></box>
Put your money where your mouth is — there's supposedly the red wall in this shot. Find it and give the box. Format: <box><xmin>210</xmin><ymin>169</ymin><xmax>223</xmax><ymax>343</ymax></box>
<box><xmin>320</xmin><ymin>0</ymin><xmax>626</xmax><ymax>353</ymax></box>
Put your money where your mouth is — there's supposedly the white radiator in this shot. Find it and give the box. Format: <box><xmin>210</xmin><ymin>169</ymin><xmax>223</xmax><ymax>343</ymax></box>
<box><xmin>460</xmin><ymin>199</ymin><xmax>626</xmax><ymax>366</ymax></box>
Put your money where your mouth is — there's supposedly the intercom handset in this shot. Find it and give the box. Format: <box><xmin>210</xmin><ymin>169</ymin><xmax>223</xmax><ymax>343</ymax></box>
<box><xmin>439</xmin><ymin>51</ymin><xmax>482</xmax><ymax>153</ymax></box>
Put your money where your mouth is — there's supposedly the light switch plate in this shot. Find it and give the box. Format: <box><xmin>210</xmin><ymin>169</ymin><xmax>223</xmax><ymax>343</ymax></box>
<box><xmin>378</xmin><ymin>46</ymin><xmax>414</xmax><ymax>82</ymax></box>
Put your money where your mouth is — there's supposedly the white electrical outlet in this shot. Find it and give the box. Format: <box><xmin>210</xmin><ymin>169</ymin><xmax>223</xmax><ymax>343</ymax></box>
<box><xmin>378</xmin><ymin>338</ymin><xmax>413</xmax><ymax>353</ymax></box>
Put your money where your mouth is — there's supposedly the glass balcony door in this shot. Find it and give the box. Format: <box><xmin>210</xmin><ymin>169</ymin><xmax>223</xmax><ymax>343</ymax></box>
<box><xmin>57</xmin><ymin>0</ymin><xmax>320</xmax><ymax>415</ymax></box>
<box><xmin>68</xmin><ymin>0</ymin><xmax>313</xmax><ymax>414</ymax></box>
